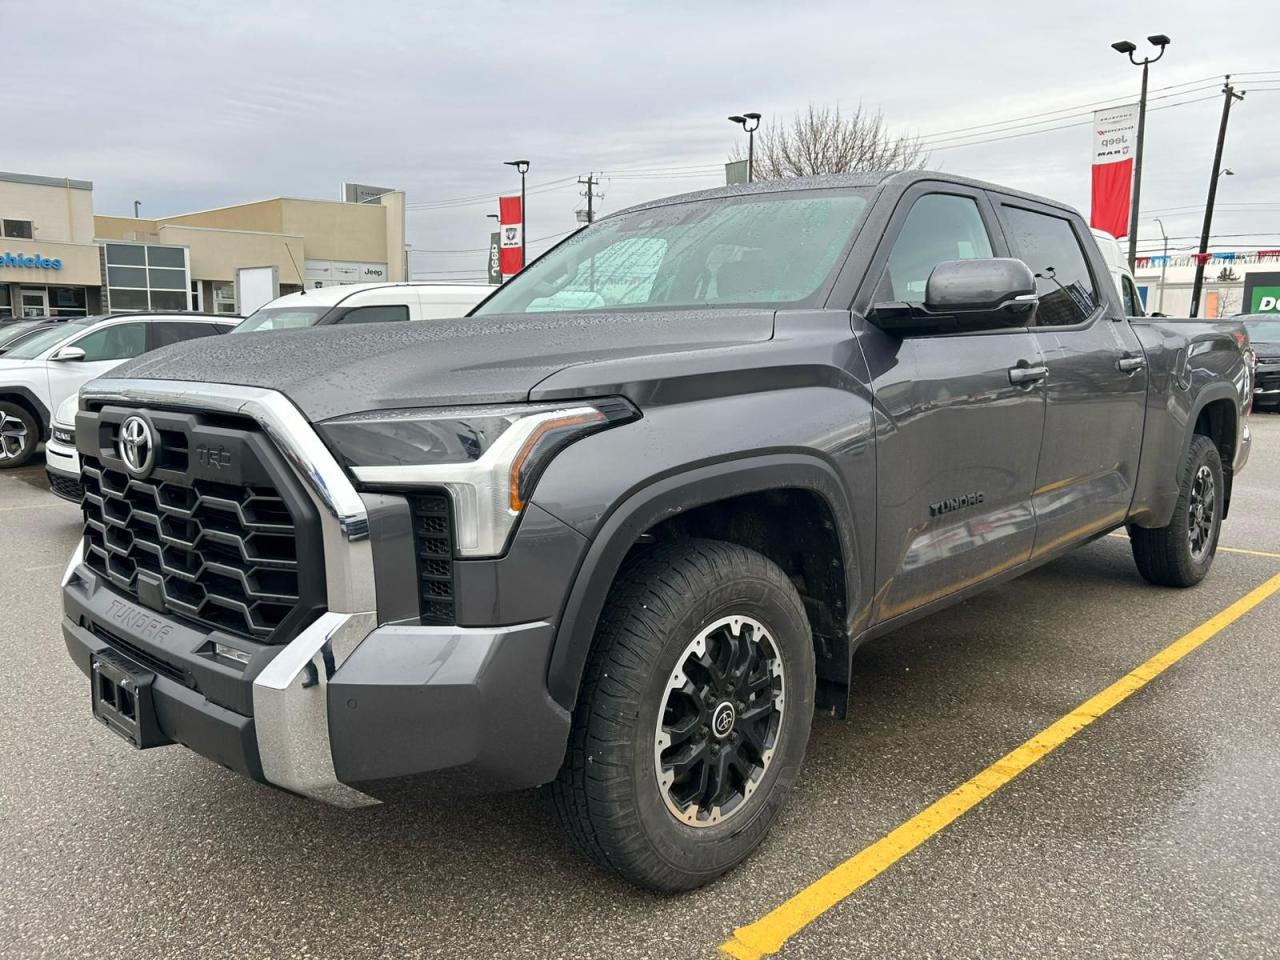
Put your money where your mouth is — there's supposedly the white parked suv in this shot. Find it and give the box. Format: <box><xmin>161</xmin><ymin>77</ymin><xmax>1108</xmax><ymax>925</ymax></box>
<box><xmin>232</xmin><ymin>281</ymin><xmax>494</xmax><ymax>333</ymax></box>
<box><xmin>0</xmin><ymin>312</ymin><xmax>238</xmax><ymax>469</ymax></box>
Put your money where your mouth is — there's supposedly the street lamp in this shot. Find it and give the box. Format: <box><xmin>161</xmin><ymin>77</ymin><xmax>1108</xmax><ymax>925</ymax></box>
<box><xmin>1111</xmin><ymin>33</ymin><xmax>1170</xmax><ymax>273</ymax></box>
<box><xmin>503</xmin><ymin>159</ymin><xmax>530</xmax><ymax>269</ymax></box>
<box><xmin>728</xmin><ymin>112</ymin><xmax>762</xmax><ymax>182</ymax></box>
<box><xmin>1153</xmin><ymin>217</ymin><xmax>1169</xmax><ymax>314</ymax></box>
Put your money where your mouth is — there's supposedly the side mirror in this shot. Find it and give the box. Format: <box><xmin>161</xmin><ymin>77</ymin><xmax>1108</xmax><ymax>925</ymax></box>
<box><xmin>870</xmin><ymin>258</ymin><xmax>1038</xmax><ymax>336</ymax></box>
<box><xmin>51</xmin><ymin>345</ymin><xmax>87</xmax><ymax>362</ymax></box>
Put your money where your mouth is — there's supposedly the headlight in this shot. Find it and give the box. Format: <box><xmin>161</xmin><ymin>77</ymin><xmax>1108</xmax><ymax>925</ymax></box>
<box><xmin>318</xmin><ymin>398</ymin><xmax>638</xmax><ymax>556</ymax></box>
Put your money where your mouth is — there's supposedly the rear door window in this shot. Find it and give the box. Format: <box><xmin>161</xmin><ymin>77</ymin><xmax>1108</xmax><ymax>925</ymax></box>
<box><xmin>334</xmin><ymin>304</ymin><xmax>410</xmax><ymax>325</ymax></box>
<box><xmin>148</xmin><ymin>321</ymin><xmax>224</xmax><ymax>349</ymax></box>
<box><xmin>1000</xmin><ymin>205</ymin><xmax>1100</xmax><ymax>327</ymax></box>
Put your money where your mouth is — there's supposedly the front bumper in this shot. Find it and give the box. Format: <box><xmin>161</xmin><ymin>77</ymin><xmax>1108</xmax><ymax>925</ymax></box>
<box><xmin>45</xmin><ymin>436</ymin><xmax>82</xmax><ymax>502</ymax></box>
<box><xmin>63</xmin><ymin>555</ymin><xmax>568</xmax><ymax>798</ymax></box>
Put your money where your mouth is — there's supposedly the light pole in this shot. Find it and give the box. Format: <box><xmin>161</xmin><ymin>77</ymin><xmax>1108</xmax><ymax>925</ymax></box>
<box><xmin>503</xmin><ymin>159</ymin><xmax>530</xmax><ymax>269</ymax></box>
<box><xmin>1153</xmin><ymin>217</ymin><xmax>1169</xmax><ymax>315</ymax></box>
<box><xmin>729</xmin><ymin>112</ymin><xmax>762</xmax><ymax>182</ymax></box>
<box><xmin>1111</xmin><ymin>33</ymin><xmax>1170</xmax><ymax>273</ymax></box>
<box><xmin>133</xmin><ymin>200</ymin><xmax>141</xmax><ymax>218</ymax></box>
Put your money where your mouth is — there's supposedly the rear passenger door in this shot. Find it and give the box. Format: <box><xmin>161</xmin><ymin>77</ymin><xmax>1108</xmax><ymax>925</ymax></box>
<box><xmin>857</xmin><ymin>184</ymin><xmax>1047</xmax><ymax>624</ymax></box>
<box><xmin>991</xmin><ymin>197</ymin><xmax>1148</xmax><ymax>556</ymax></box>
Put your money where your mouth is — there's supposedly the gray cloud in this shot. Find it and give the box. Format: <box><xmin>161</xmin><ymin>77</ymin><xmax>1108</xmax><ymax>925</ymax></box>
<box><xmin>8</xmin><ymin>0</ymin><xmax>1278</xmax><ymax>279</ymax></box>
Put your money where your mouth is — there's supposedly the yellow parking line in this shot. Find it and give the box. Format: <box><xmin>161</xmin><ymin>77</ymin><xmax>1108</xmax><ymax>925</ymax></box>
<box><xmin>720</xmin><ymin>572</ymin><xmax>1280</xmax><ymax>960</ymax></box>
<box><xmin>1104</xmin><ymin>532</ymin><xmax>1280</xmax><ymax>560</ymax></box>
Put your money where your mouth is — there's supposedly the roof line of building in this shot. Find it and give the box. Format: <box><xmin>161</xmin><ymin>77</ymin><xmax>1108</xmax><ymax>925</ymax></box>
<box><xmin>144</xmin><ymin>193</ymin><xmax>399</xmax><ymax>222</ymax></box>
<box><xmin>0</xmin><ymin>171</ymin><xmax>93</xmax><ymax>191</ymax></box>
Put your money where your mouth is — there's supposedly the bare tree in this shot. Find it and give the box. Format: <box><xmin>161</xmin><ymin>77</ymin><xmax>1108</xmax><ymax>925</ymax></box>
<box><xmin>730</xmin><ymin>103</ymin><xmax>927</xmax><ymax>180</ymax></box>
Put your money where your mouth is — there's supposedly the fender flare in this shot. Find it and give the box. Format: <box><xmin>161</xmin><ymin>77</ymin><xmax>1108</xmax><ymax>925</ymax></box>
<box><xmin>0</xmin><ymin>385</ymin><xmax>51</xmax><ymax>439</ymax></box>
<box><xmin>545</xmin><ymin>452</ymin><xmax>858</xmax><ymax>710</ymax></box>
<box><xmin>1181</xmin><ymin>382</ymin><xmax>1241</xmax><ymax>466</ymax></box>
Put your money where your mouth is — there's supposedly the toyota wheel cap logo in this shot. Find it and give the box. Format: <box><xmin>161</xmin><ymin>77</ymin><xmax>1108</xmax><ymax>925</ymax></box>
<box><xmin>119</xmin><ymin>416</ymin><xmax>155</xmax><ymax>477</ymax></box>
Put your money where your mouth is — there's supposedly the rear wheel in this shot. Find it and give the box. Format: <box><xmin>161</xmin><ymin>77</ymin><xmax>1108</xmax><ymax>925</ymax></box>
<box><xmin>1129</xmin><ymin>434</ymin><xmax>1223</xmax><ymax>587</ymax></box>
<box><xmin>552</xmin><ymin>539</ymin><xmax>815</xmax><ymax>891</ymax></box>
<box><xmin>0</xmin><ymin>402</ymin><xmax>38</xmax><ymax>469</ymax></box>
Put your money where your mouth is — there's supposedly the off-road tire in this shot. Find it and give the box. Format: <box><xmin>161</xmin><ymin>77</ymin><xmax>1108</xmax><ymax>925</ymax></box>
<box><xmin>1129</xmin><ymin>434</ymin><xmax>1224</xmax><ymax>587</ymax></box>
<box><xmin>551</xmin><ymin>538</ymin><xmax>815</xmax><ymax>891</ymax></box>
<box><xmin>0</xmin><ymin>401</ymin><xmax>39</xmax><ymax>469</ymax></box>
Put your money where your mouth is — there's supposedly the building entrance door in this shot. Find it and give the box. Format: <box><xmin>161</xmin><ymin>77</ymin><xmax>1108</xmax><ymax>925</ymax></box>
<box><xmin>19</xmin><ymin>287</ymin><xmax>48</xmax><ymax>317</ymax></box>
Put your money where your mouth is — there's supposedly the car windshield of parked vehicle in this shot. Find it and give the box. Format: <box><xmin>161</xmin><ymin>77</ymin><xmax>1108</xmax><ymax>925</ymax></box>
<box><xmin>2</xmin><ymin>319</ymin><xmax>97</xmax><ymax>360</ymax></box>
<box><xmin>474</xmin><ymin>190</ymin><xmax>870</xmax><ymax>315</ymax></box>
<box><xmin>1243</xmin><ymin>316</ymin><xmax>1280</xmax><ymax>344</ymax></box>
<box><xmin>0</xmin><ymin>321</ymin><xmax>50</xmax><ymax>350</ymax></box>
<box><xmin>234</xmin><ymin>305</ymin><xmax>330</xmax><ymax>333</ymax></box>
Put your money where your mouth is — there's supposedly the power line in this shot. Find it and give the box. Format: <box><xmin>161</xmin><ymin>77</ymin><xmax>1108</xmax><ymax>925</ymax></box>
<box><xmin>924</xmin><ymin>93</ymin><xmax>1221</xmax><ymax>152</ymax></box>
<box><xmin>914</xmin><ymin>75</ymin><xmax>1225</xmax><ymax>140</ymax></box>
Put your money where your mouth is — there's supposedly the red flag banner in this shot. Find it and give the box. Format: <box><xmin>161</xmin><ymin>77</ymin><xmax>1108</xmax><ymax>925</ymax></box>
<box><xmin>499</xmin><ymin>195</ymin><xmax>524</xmax><ymax>275</ymax></box>
<box><xmin>1090</xmin><ymin>104</ymin><xmax>1138</xmax><ymax>238</ymax></box>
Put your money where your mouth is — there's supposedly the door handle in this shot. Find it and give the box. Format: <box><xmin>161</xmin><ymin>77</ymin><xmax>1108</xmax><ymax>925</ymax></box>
<box><xmin>1117</xmin><ymin>356</ymin><xmax>1146</xmax><ymax>374</ymax></box>
<box><xmin>1008</xmin><ymin>364</ymin><xmax>1048</xmax><ymax>386</ymax></box>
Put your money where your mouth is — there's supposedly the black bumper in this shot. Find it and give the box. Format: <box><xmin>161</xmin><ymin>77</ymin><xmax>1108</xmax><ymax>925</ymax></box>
<box><xmin>63</xmin><ymin>563</ymin><xmax>570</xmax><ymax>797</ymax></box>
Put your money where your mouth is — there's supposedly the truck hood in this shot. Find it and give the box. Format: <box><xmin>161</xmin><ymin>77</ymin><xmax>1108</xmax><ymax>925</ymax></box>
<box><xmin>105</xmin><ymin>309</ymin><xmax>775</xmax><ymax>422</ymax></box>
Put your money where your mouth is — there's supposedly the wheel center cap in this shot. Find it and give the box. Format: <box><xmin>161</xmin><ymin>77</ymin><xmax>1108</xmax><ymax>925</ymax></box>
<box><xmin>711</xmin><ymin>701</ymin><xmax>736</xmax><ymax>739</ymax></box>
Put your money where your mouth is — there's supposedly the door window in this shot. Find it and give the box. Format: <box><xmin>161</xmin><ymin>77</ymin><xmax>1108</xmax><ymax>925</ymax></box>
<box><xmin>69</xmin><ymin>323</ymin><xmax>147</xmax><ymax>361</ymax></box>
<box><xmin>876</xmin><ymin>194</ymin><xmax>994</xmax><ymax>303</ymax></box>
<box><xmin>1000</xmin><ymin>206</ymin><xmax>1100</xmax><ymax>327</ymax></box>
<box><xmin>1121</xmin><ymin>275</ymin><xmax>1145</xmax><ymax>317</ymax></box>
<box><xmin>148</xmin><ymin>321</ymin><xmax>224</xmax><ymax>349</ymax></box>
<box><xmin>336</xmin><ymin>304</ymin><xmax>410</xmax><ymax>324</ymax></box>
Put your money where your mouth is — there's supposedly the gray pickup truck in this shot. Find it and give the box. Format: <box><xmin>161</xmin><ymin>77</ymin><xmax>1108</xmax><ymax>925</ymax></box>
<box><xmin>61</xmin><ymin>171</ymin><xmax>1251</xmax><ymax>891</ymax></box>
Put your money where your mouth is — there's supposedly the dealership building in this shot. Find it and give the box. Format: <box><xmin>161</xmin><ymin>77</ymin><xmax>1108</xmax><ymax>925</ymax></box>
<box><xmin>1</xmin><ymin>170</ymin><xmax>406</xmax><ymax>319</ymax></box>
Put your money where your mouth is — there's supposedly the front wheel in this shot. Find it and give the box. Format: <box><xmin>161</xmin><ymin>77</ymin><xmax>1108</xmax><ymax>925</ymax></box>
<box><xmin>552</xmin><ymin>539</ymin><xmax>815</xmax><ymax>891</ymax></box>
<box><xmin>1129</xmin><ymin>434</ymin><xmax>1224</xmax><ymax>587</ymax></box>
<box><xmin>0</xmin><ymin>402</ymin><xmax>39</xmax><ymax>469</ymax></box>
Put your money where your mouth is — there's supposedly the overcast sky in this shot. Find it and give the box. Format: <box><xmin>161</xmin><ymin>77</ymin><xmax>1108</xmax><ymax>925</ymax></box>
<box><xmin>10</xmin><ymin>0</ymin><xmax>1278</xmax><ymax>279</ymax></box>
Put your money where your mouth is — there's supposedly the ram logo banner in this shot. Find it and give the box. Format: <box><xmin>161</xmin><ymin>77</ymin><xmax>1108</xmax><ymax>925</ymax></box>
<box><xmin>499</xmin><ymin>195</ymin><xmax>523</xmax><ymax>275</ymax></box>
<box><xmin>1090</xmin><ymin>104</ymin><xmax>1139</xmax><ymax>238</ymax></box>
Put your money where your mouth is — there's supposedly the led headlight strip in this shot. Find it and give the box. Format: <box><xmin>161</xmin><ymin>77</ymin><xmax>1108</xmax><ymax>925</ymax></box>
<box><xmin>329</xmin><ymin>399</ymin><xmax>636</xmax><ymax>557</ymax></box>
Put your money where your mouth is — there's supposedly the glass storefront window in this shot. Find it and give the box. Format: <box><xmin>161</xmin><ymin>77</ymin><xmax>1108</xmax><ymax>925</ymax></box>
<box><xmin>105</xmin><ymin>242</ymin><xmax>190</xmax><ymax>312</ymax></box>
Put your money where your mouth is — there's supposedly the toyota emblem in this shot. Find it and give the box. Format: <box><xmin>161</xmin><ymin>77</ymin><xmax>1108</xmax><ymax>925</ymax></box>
<box><xmin>118</xmin><ymin>415</ymin><xmax>155</xmax><ymax>477</ymax></box>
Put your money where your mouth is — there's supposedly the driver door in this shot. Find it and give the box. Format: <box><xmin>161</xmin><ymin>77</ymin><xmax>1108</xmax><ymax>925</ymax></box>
<box><xmin>43</xmin><ymin>321</ymin><xmax>149</xmax><ymax>414</ymax></box>
<box><xmin>856</xmin><ymin>185</ymin><xmax>1048</xmax><ymax>624</ymax></box>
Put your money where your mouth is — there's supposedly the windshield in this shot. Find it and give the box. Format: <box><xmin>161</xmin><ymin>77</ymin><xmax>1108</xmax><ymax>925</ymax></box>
<box><xmin>3</xmin><ymin>320</ymin><xmax>96</xmax><ymax>360</ymax></box>
<box><xmin>474</xmin><ymin>189</ymin><xmax>870</xmax><ymax>316</ymax></box>
<box><xmin>234</xmin><ymin>305</ymin><xmax>330</xmax><ymax>333</ymax></box>
<box><xmin>1244</xmin><ymin>316</ymin><xmax>1280</xmax><ymax>343</ymax></box>
<box><xmin>0</xmin><ymin>322</ymin><xmax>48</xmax><ymax>350</ymax></box>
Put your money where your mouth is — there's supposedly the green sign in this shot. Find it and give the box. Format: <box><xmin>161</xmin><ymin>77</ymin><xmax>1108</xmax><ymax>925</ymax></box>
<box><xmin>1250</xmin><ymin>286</ymin><xmax>1280</xmax><ymax>312</ymax></box>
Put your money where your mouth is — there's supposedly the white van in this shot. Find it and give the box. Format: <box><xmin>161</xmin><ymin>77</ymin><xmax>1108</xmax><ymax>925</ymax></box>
<box><xmin>1090</xmin><ymin>229</ymin><xmax>1148</xmax><ymax>317</ymax></box>
<box><xmin>234</xmin><ymin>282</ymin><xmax>493</xmax><ymax>333</ymax></box>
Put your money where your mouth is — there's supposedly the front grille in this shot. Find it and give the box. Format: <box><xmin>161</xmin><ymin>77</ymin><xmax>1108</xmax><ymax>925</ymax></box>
<box><xmin>48</xmin><ymin>472</ymin><xmax>84</xmax><ymax>503</ymax></box>
<box><xmin>409</xmin><ymin>493</ymin><xmax>456</xmax><ymax>625</ymax></box>
<box><xmin>78</xmin><ymin>406</ymin><xmax>322</xmax><ymax>643</ymax></box>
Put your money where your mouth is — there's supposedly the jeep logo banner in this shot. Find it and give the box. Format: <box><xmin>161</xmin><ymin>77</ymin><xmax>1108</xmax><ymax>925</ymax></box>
<box><xmin>1090</xmin><ymin>103</ymin><xmax>1138</xmax><ymax>239</ymax></box>
<box><xmin>499</xmin><ymin>195</ymin><xmax>523</xmax><ymax>275</ymax></box>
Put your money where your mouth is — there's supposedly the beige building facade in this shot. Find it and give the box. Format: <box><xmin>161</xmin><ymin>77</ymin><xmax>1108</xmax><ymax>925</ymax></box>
<box><xmin>1</xmin><ymin>170</ymin><xmax>405</xmax><ymax>319</ymax></box>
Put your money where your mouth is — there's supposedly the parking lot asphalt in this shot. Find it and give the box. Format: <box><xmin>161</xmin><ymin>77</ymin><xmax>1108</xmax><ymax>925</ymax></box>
<box><xmin>2</xmin><ymin>419</ymin><xmax>1278</xmax><ymax>960</ymax></box>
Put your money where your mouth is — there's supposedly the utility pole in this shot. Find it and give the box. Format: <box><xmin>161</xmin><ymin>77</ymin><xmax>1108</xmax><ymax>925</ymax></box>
<box><xmin>1189</xmin><ymin>76</ymin><xmax>1245</xmax><ymax>318</ymax></box>
<box><xmin>578</xmin><ymin>173</ymin><xmax>601</xmax><ymax>224</ymax></box>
